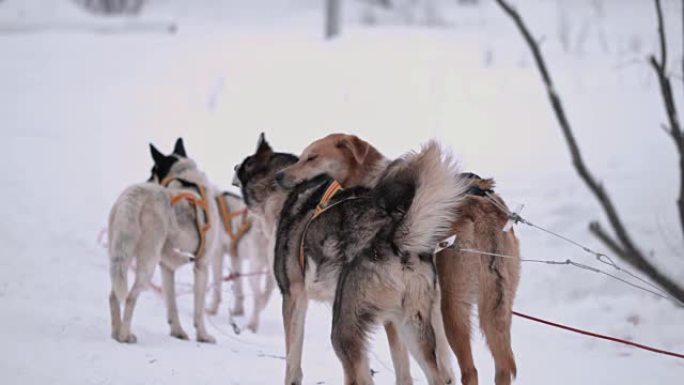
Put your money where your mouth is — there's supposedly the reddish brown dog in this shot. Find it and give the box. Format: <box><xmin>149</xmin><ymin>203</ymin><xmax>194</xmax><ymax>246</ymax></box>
<box><xmin>276</xmin><ymin>134</ymin><xmax>521</xmax><ymax>385</ymax></box>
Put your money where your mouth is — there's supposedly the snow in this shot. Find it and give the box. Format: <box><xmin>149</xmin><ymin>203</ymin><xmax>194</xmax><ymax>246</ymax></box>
<box><xmin>1</xmin><ymin>0</ymin><xmax>683</xmax><ymax>384</ymax></box>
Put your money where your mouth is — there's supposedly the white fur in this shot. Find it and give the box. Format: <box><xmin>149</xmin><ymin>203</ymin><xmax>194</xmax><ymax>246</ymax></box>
<box><xmin>397</xmin><ymin>141</ymin><xmax>467</xmax><ymax>254</ymax></box>
<box><xmin>108</xmin><ymin>183</ymin><xmax>176</xmax><ymax>305</ymax></box>
<box><xmin>108</xmin><ymin>157</ymin><xmax>223</xmax><ymax>344</ymax></box>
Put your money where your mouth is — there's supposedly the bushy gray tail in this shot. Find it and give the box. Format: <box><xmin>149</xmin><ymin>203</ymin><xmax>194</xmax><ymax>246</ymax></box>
<box><xmin>377</xmin><ymin>141</ymin><xmax>467</xmax><ymax>255</ymax></box>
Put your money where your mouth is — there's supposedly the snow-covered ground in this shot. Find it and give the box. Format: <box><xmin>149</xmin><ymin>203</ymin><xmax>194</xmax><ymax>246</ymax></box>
<box><xmin>1</xmin><ymin>0</ymin><xmax>683</xmax><ymax>384</ymax></box>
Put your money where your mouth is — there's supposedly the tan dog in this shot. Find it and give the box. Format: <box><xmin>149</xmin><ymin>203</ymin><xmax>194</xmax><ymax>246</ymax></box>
<box><xmin>276</xmin><ymin>134</ymin><xmax>521</xmax><ymax>385</ymax></box>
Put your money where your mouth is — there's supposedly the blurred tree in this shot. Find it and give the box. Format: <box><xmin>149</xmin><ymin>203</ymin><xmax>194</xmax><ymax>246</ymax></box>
<box><xmin>74</xmin><ymin>0</ymin><xmax>145</xmax><ymax>15</ymax></box>
<box><xmin>326</xmin><ymin>0</ymin><xmax>342</xmax><ymax>39</ymax></box>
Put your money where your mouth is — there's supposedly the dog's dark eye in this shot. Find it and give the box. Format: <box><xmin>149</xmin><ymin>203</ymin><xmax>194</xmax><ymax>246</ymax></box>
<box><xmin>306</xmin><ymin>155</ymin><xmax>318</xmax><ymax>162</ymax></box>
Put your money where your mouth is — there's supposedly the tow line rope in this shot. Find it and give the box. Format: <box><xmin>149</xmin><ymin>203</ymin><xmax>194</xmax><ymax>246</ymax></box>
<box><xmin>453</xmin><ymin>193</ymin><xmax>684</xmax><ymax>360</ymax></box>
<box><xmin>511</xmin><ymin>310</ymin><xmax>684</xmax><ymax>359</ymax></box>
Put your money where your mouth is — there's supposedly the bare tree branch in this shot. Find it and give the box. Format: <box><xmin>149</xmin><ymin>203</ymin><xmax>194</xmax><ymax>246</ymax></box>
<box><xmin>655</xmin><ymin>0</ymin><xmax>667</xmax><ymax>68</ymax></box>
<box><xmin>590</xmin><ymin>222</ymin><xmax>684</xmax><ymax>300</ymax></box>
<box><xmin>650</xmin><ymin>0</ymin><xmax>684</xmax><ymax>239</ymax></box>
<box><xmin>589</xmin><ymin>221</ymin><xmax>627</xmax><ymax>257</ymax></box>
<box><xmin>494</xmin><ymin>0</ymin><xmax>684</xmax><ymax>304</ymax></box>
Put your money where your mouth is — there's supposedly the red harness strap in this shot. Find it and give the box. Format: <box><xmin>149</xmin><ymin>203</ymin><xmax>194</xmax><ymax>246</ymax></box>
<box><xmin>216</xmin><ymin>194</ymin><xmax>252</xmax><ymax>257</ymax></box>
<box><xmin>163</xmin><ymin>178</ymin><xmax>211</xmax><ymax>259</ymax></box>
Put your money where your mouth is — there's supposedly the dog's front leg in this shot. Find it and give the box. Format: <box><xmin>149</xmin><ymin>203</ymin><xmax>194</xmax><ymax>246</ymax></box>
<box><xmin>282</xmin><ymin>283</ymin><xmax>308</xmax><ymax>385</ymax></box>
<box><xmin>206</xmin><ymin>246</ymin><xmax>225</xmax><ymax>316</ymax></box>
<box><xmin>384</xmin><ymin>321</ymin><xmax>414</xmax><ymax>385</ymax></box>
<box><xmin>228</xmin><ymin>248</ymin><xmax>245</xmax><ymax>316</ymax></box>
<box><xmin>193</xmin><ymin>257</ymin><xmax>216</xmax><ymax>343</ymax></box>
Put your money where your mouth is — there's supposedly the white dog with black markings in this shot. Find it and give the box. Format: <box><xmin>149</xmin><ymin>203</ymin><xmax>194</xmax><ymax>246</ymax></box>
<box><xmin>108</xmin><ymin>138</ymin><xmax>221</xmax><ymax>344</ymax></box>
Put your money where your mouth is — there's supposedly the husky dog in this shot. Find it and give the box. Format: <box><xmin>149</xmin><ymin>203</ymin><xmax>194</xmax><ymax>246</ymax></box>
<box><xmin>235</xmin><ymin>134</ymin><xmax>466</xmax><ymax>385</ymax></box>
<box><xmin>276</xmin><ymin>133</ymin><xmax>521</xmax><ymax>385</ymax></box>
<box><xmin>108</xmin><ymin>182</ymin><xmax>187</xmax><ymax>343</ymax></box>
<box><xmin>207</xmin><ymin>191</ymin><xmax>274</xmax><ymax>333</ymax></box>
<box><xmin>134</xmin><ymin>138</ymin><xmax>220</xmax><ymax>343</ymax></box>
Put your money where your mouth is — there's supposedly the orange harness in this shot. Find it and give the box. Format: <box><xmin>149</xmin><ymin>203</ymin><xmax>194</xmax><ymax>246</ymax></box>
<box><xmin>216</xmin><ymin>194</ymin><xmax>252</xmax><ymax>257</ymax></box>
<box><xmin>298</xmin><ymin>180</ymin><xmax>343</xmax><ymax>272</ymax></box>
<box><xmin>162</xmin><ymin>177</ymin><xmax>211</xmax><ymax>259</ymax></box>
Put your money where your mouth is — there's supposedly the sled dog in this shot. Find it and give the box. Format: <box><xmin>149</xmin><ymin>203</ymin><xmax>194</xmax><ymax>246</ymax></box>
<box><xmin>276</xmin><ymin>133</ymin><xmax>521</xmax><ymax>385</ymax></box>
<box><xmin>207</xmin><ymin>191</ymin><xmax>274</xmax><ymax>333</ymax></box>
<box><xmin>235</xmin><ymin>134</ymin><xmax>466</xmax><ymax>385</ymax></box>
<box><xmin>108</xmin><ymin>138</ymin><xmax>220</xmax><ymax>343</ymax></box>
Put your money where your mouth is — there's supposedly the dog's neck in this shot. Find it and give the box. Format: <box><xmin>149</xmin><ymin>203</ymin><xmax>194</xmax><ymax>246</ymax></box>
<box><xmin>245</xmin><ymin>181</ymin><xmax>289</xmax><ymax>236</ymax></box>
<box><xmin>168</xmin><ymin>159</ymin><xmax>206</xmax><ymax>185</ymax></box>
<box><xmin>343</xmin><ymin>147</ymin><xmax>390</xmax><ymax>189</ymax></box>
<box><xmin>166</xmin><ymin>159</ymin><xmax>219</xmax><ymax>207</ymax></box>
<box><xmin>261</xmin><ymin>191</ymin><xmax>288</xmax><ymax>234</ymax></box>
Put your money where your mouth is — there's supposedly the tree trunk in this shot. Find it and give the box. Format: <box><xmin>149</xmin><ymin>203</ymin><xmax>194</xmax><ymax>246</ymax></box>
<box><xmin>325</xmin><ymin>0</ymin><xmax>342</xmax><ymax>39</ymax></box>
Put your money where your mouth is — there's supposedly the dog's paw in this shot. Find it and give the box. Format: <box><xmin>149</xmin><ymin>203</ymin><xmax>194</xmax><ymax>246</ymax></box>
<box><xmin>197</xmin><ymin>333</ymin><xmax>216</xmax><ymax>344</ymax></box>
<box><xmin>116</xmin><ymin>332</ymin><xmax>137</xmax><ymax>344</ymax></box>
<box><xmin>285</xmin><ymin>369</ymin><xmax>303</xmax><ymax>385</ymax></box>
<box><xmin>170</xmin><ymin>329</ymin><xmax>189</xmax><ymax>340</ymax></box>
<box><xmin>439</xmin><ymin>369</ymin><xmax>455</xmax><ymax>385</ymax></box>
<box><xmin>205</xmin><ymin>305</ymin><xmax>219</xmax><ymax>316</ymax></box>
<box><xmin>246</xmin><ymin>320</ymin><xmax>259</xmax><ymax>333</ymax></box>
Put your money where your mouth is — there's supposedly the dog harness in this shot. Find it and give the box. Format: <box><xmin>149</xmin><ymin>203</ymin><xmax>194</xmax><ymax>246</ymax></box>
<box><xmin>162</xmin><ymin>177</ymin><xmax>211</xmax><ymax>259</ymax></box>
<box><xmin>298</xmin><ymin>180</ymin><xmax>344</xmax><ymax>272</ymax></box>
<box><xmin>216</xmin><ymin>193</ymin><xmax>252</xmax><ymax>257</ymax></box>
<box><xmin>296</xmin><ymin>179</ymin><xmax>463</xmax><ymax>272</ymax></box>
<box><xmin>461</xmin><ymin>172</ymin><xmax>495</xmax><ymax>197</ymax></box>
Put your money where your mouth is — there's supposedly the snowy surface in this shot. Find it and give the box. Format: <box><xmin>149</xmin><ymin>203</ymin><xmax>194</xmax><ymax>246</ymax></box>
<box><xmin>1</xmin><ymin>0</ymin><xmax>684</xmax><ymax>384</ymax></box>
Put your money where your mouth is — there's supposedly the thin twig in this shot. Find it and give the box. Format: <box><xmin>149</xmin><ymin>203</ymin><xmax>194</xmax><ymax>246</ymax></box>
<box><xmin>588</xmin><ymin>222</ymin><xmax>626</xmax><ymax>257</ymax></box>
<box><xmin>655</xmin><ymin>0</ymin><xmax>667</xmax><ymax>69</ymax></box>
<box><xmin>494</xmin><ymin>0</ymin><xmax>684</xmax><ymax>303</ymax></box>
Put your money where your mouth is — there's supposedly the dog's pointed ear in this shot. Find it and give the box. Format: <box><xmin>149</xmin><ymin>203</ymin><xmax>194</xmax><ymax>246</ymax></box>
<box><xmin>173</xmin><ymin>138</ymin><xmax>187</xmax><ymax>157</ymax></box>
<box><xmin>337</xmin><ymin>135</ymin><xmax>370</xmax><ymax>165</ymax></box>
<box><xmin>255</xmin><ymin>132</ymin><xmax>273</xmax><ymax>158</ymax></box>
<box><xmin>150</xmin><ymin>143</ymin><xmax>164</xmax><ymax>164</ymax></box>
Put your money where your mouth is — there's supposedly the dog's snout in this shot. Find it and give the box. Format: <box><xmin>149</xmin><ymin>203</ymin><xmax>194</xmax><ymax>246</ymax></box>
<box><xmin>232</xmin><ymin>173</ymin><xmax>241</xmax><ymax>187</ymax></box>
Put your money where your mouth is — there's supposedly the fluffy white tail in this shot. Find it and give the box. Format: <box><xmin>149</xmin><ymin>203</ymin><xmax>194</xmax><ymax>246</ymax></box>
<box><xmin>396</xmin><ymin>141</ymin><xmax>466</xmax><ymax>254</ymax></box>
<box><xmin>110</xmin><ymin>254</ymin><xmax>129</xmax><ymax>302</ymax></box>
<box><xmin>107</xmin><ymin>184</ymin><xmax>177</xmax><ymax>302</ymax></box>
<box><xmin>108</xmin><ymin>199</ymin><xmax>140</xmax><ymax>303</ymax></box>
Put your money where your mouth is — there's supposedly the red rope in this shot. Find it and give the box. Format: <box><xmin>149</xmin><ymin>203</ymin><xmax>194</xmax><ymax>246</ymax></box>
<box><xmin>513</xmin><ymin>311</ymin><xmax>684</xmax><ymax>360</ymax></box>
